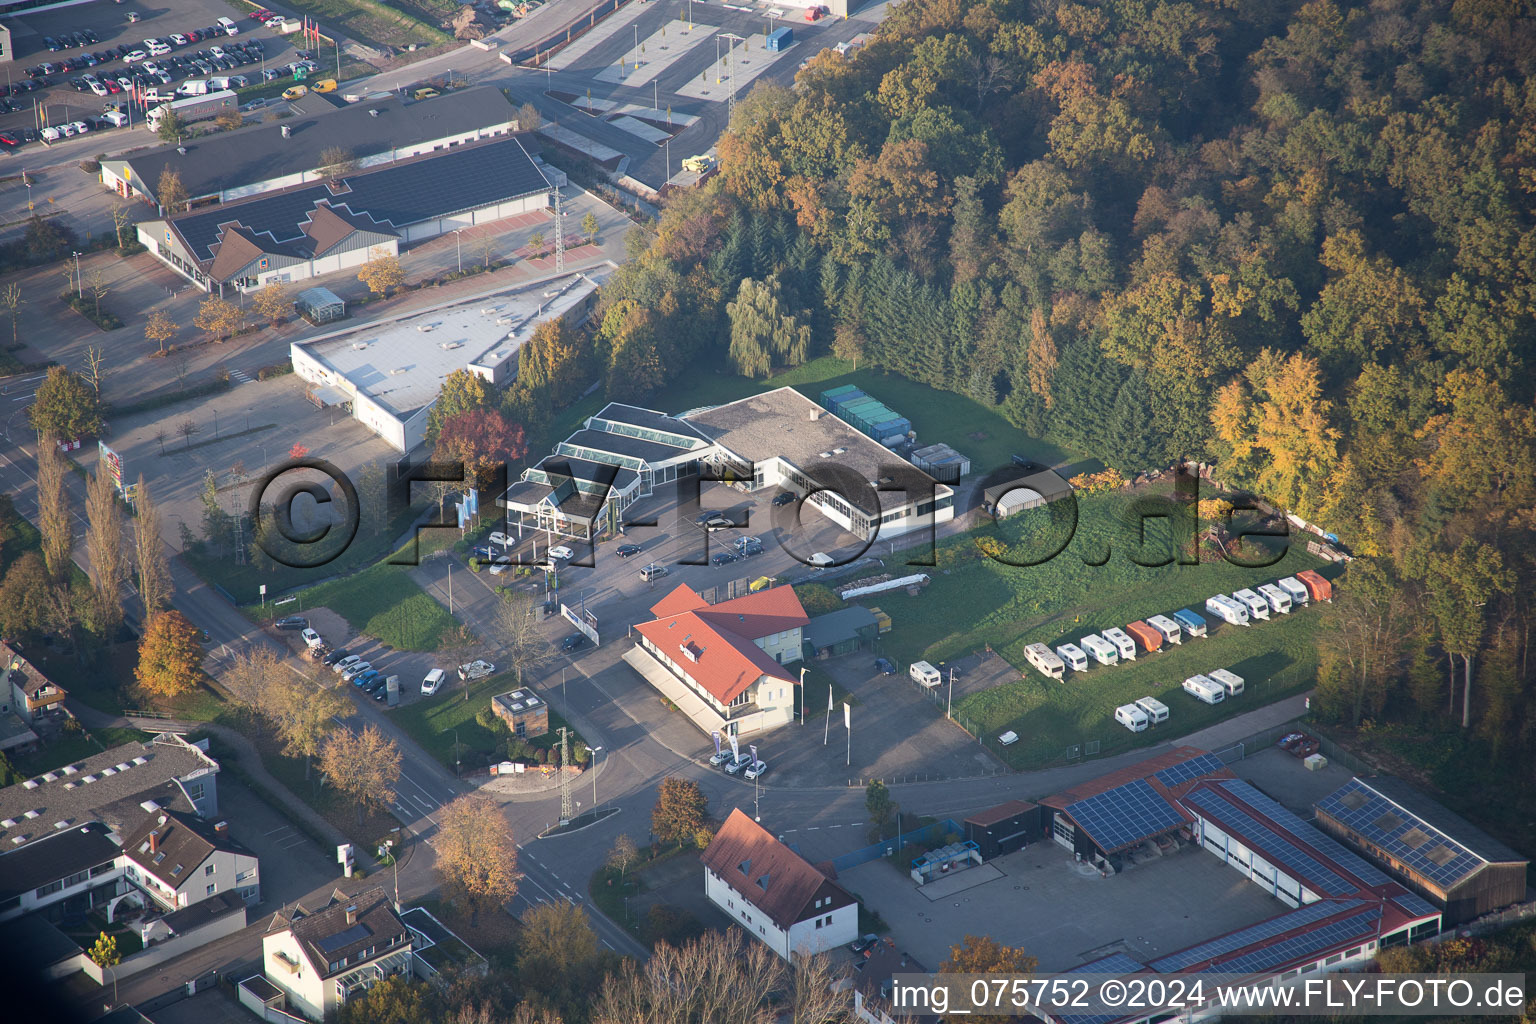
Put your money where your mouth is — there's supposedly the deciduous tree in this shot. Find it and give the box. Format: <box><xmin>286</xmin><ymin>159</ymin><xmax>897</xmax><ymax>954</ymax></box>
<box><xmin>0</xmin><ymin>283</ymin><xmax>23</xmax><ymax>345</ymax></box>
<box><xmin>316</xmin><ymin>146</ymin><xmax>357</xmax><ymax>182</ymax></box>
<box><xmin>607</xmin><ymin>833</ymin><xmax>638</xmax><ymax>880</ymax></box>
<box><xmin>337</xmin><ymin>976</ymin><xmax>440</xmax><ymax>1024</ymax></box>
<box><xmin>436</xmin><ymin>408</ymin><xmax>526</xmax><ymax>487</ymax></box>
<box><xmin>518</xmin><ymin>902</ymin><xmax>600</xmax><ymax>1002</ymax></box>
<box><xmin>85</xmin><ymin>462</ymin><xmax>127</xmax><ymax>634</ymax></box>
<box><xmin>135</xmin><ymin>610</ymin><xmax>204</xmax><ymax>699</ymax></box>
<box><xmin>493</xmin><ymin>591</ymin><xmax>546</xmax><ymax>683</ymax></box>
<box><xmin>156</xmin><ymin>166</ymin><xmax>188</xmax><ymax>212</ymax></box>
<box><xmin>435</xmin><ymin>794</ymin><xmax>519</xmax><ymax>924</ymax></box>
<box><xmin>132</xmin><ymin>476</ymin><xmax>172</xmax><ymax>614</ymax></box>
<box><xmin>357</xmin><ymin>249</ymin><xmax>404</xmax><ymax>297</ymax></box>
<box><xmin>35</xmin><ymin>436</ymin><xmax>72</xmax><ymax>586</ymax></box>
<box><xmin>581</xmin><ymin>212</ymin><xmax>599</xmax><ymax>240</ymax></box>
<box><xmin>426</xmin><ymin>368</ymin><xmax>490</xmax><ymax>442</ymax></box>
<box><xmin>651</xmin><ymin>777</ymin><xmax>707</xmax><ymax>847</ymax></box>
<box><xmin>29</xmin><ymin>365</ymin><xmax>103</xmax><ymax>442</ymax></box>
<box><xmin>319</xmin><ymin>724</ymin><xmax>401</xmax><ymax>823</ymax></box>
<box><xmin>592</xmin><ymin>928</ymin><xmax>781</xmax><ymax>1024</ymax></box>
<box><xmin>193</xmin><ymin>296</ymin><xmax>245</xmax><ymax>342</ymax></box>
<box><xmin>251</xmin><ymin>282</ymin><xmax>292</xmax><ymax>326</ymax></box>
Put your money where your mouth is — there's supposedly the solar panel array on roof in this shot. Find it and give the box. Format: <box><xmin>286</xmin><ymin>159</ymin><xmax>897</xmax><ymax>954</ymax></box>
<box><xmin>1153</xmin><ymin>753</ymin><xmax>1228</xmax><ymax>788</ymax></box>
<box><xmin>1069</xmin><ymin>952</ymin><xmax>1145</xmax><ymax>975</ymax></box>
<box><xmin>1210</xmin><ymin>780</ymin><xmax>1395</xmax><ymax>888</ymax></box>
<box><xmin>1188</xmin><ymin>787</ymin><xmax>1357</xmax><ymax>896</ymax></box>
<box><xmin>1065</xmin><ymin>779</ymin><xmax>1186</xmax><ymax>852</ymax></box>
<box><xmin>1317</xmin><ymin>779</ymin><xmax>1484</xmax><ymax>889</ymax></box>
<box><xmin>1190</xmin><ymin>908</ymin><xmax>1380</xmax><ymax>977</ymax></box>
<box><xmin>1393</xmin><ymin>893</ymin><xmax>1441</xmax><ymax>919</ymax></box>
<box><xmin>1151</xmin><ymin>899</ymin><xmax>1364</xmax><ymax>971</ymax></box>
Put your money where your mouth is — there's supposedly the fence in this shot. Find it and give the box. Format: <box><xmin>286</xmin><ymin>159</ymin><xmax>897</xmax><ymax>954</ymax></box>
<box><xmin>827</xmin><ymin>818</ymin><xmax>965</xmax><ymax>874</ymax></box>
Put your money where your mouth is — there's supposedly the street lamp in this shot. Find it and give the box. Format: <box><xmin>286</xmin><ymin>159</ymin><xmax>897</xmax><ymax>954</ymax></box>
<box><xmin>589</xmin><ymin>745</ymin><xmax>602</xmax><ymax>807</ymax></box>
<box><xmin>72</xmin><ymin>251</ymin><xmax>83</xmax><ymax>298</ymax></box>
<box><xmin>453</xmin><ymin>727</ymin><xmax>460</xmax><ymax>777</ymax></box>
<box><xmin>453</xmin><ymin>228</ymin><xmax>463</xmax><ymax>274</ymax></box>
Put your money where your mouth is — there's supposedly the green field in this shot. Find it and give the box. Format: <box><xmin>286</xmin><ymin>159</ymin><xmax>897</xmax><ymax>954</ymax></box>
<box><xmin>278</xmin><ymin>562</ymin><xmax>459</xmax><ymax>651</ymax></box>
<box><xmin>866</xmin><ymin>485</ymin><xmax>1330</xmax><ymax>768</ymax></box>
<box><xmin>392</xmin><ymin>669</ymin><xmax>589</xmax><ymax>773</ymax></box>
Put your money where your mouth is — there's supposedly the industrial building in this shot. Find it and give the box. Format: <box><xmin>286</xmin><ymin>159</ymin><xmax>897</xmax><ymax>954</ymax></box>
<box><xmin>701</xmin><ymin>809</ymin><xmax>859</xmax><ymax>961</ymax></box>
<box><xmin>102</xmin><ymin>88</ymin><xmax>523</xmax><ymax>208</ymax></box>
<box><xmin>138</xmin><ymin>134</ymin><xmax>552</xmax><ymax>294</ymax></box>
<box><xmin>502</xmin><ymin>388</ymin><xmax>954</xmax><ymax>543</ymax></box>
<box><xmin>1315</xmin><ymin>776</ymin><xmax>1528</xmax><ymax>924</ymax></box>
<box><xmin>982</xmin><ymin>467</ymin><xmax>1074</xmax><ymax>518</ymax></box>
<box><xmin>290</xmin><ymin>271</ymin><xmax>606</xmax><ymax>452</ymax></box>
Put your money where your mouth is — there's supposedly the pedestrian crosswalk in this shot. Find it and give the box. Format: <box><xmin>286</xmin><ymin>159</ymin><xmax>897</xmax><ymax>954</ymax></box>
<box><xmin>229</xmin><ymin>369</ymin><xmax>254</xmax><ymax>385</ymax></box>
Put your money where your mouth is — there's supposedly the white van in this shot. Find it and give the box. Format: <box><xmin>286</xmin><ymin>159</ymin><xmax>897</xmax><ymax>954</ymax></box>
<box><xmin>1134</xmin><ymin>696</ymin><xmax>1169</xmax><ymax>725</ymax></box>
<box><xmin>909</xmin><ymin>660</ymin><xmax>941</xmax><ymax>688</ymax></box>
<box><xmin>1257</xmin><ymin>583</ymin><xmax>1292</xmax><ymax>615</ymax></box>
<box><xmin>217</xmin><ymin>16</ymin><xmax>240</xmax><ymax>34</ymax></box>
<box><xmin>1183</xmin><ymin>675</ymin><xmax>1225</xmax><ymax>705</ymax></box>
<box><xmin>208</xmin><ymin>76</ymin><xmax>232</xmax><ymax>90</ymax></box>
<box><xmin>1024</xmin><ymin>643</ymin><xmax>1065</xmax><ymax>680</ymax></box>
<box><xmin>1115</xmin><ymin>704</ymin><xmax>1150</xmax><ymax>732</ymax></box>
<box><xmin>179</xmin><ymin>79</ymin><xmax>209</xmax><ymax>96</ymax></box>
<box><xmin>1102</xmin><ymin>627</ymin><xmax>1137</xmax><ymax>661</ymax></box>
<box><xmin>1277</xmin><ymin>576</ymin><xmax>1310</xmax><ymax>607</ymax></box>
<box><xmin>1080</xmin><ymin>633</ymin><xmax>1118</xmax><ymax>666</ymax></box>
<box><xmin>1146</xmin><ymin>614</ymin><xmax>1183</xmax><ymax>646</ymax></box>
<box><xmin>420</xmin><ymin>668</ymin><xmax>446</xmax><ymax>695</ymax></box>
<box><xmin>41</xmin><ymin>126</ymin><xmax>62</xmax><ymax>142</ymax></box>
<box><xmin>1208</xmin><ymin>668</ymin><xmax>1245</xmax><ymax>697</ymax></box>
<box><xmin>1232</xmin><ymin>588</ymin><xmax>1270</xmax><ymax>621</ymax></box>
<box><xmin>807</xmin><ymin>552</ymin><xmax>834</xmax><ymax>567</ymax></box>
<box><xmin>1055</xmin><ymin>642</ymin><xmax>1088</xmax><ymax>672</ymax></box>
<box><xmin>1205</xmin><ymin>594</ymin><xmax>1249</xmax><ymax>626</ymax></box>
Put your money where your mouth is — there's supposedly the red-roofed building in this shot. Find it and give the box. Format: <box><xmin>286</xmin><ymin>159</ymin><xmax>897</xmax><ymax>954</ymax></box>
<box><xmin>700</xmin><ymin>809</ymin><xmax>859</xmax><ymax>960</ymax></box>
<box><xmin>625</xmin><ymin>584</ymin><xmax>808</xmax><ymax>737</ymax></box>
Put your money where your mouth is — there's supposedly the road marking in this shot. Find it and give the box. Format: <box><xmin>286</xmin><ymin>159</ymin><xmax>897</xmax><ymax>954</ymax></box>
<box><xmin>807</xmin><ymin>826</ymin><xmax>819</xmax><ymax>830</ymax></box>
<box><xmin>828</xmin><ymin>824</ymin><xmax>840</xmax><ymax>828</ymax></box>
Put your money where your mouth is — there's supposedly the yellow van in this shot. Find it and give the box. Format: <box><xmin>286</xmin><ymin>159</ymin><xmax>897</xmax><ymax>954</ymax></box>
<box><xmin>281</xmin><ymin>85</ymin><xmax>308</xmax><ymax>100</ymax></box>
<box><xmin>312</xmin><ymin>78</ymin><xmax>337</xmax><ymax>93</ymax></box>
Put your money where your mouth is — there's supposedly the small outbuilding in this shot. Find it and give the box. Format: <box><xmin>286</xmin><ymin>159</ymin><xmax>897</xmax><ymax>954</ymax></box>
<box><xmin>964</xmin><ymin>799</ymin><xmax>1043</xmax><ymax>859</ymax></box>
<box><xmin>296</xmin><ymin>286</ymin><xmax>346</xmax><ymax>324</ymax></box>
<box><xmin>804</xmin><ymin>606</ymin><xmax>879</xmax><ymax>659</ymax></box>
<box><xmin>983</xmin><ymin>468</ymin><xmax>1073</xmax><ymax>518</ymax></box>
<box><xmin>908</xmin><ymin>443</ymin><xmax>971</xmax><ymax>484</ymax></box>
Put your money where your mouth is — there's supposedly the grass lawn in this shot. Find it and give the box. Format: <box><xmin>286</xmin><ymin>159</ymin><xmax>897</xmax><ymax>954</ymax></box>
<box><xmin>56</xmin><ymin>643</ymin><xmax>227</xmax><ymax>722</ymax></box>
<box><xmin>587</xmin><ymin>841</ymin><xmax>699</xmax><ymax>948</ymax></box>
<box><xmin>391</xmin><ymin>670</ymin><xmax>590</xmax><ymax>773</ymax></box>
<box><xmin>267</xmin><ymin>562</ymin><xmax>459</xmax><ymax>651</ymax></box>
<box><xmin>225</xmin><ymin>0</ymin><xmax>449</xmax><ymax>49</ymax></box>
<box><xmin>857</xmin><ymin>485</ymin><xmax>1332</xmax><ymax>768</ymax></box>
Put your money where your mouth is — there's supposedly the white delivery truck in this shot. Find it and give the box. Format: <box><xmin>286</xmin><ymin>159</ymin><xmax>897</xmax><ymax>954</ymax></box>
<box><xmin>147</xmin><ymin>91</ymin><xmax>236</xmax><ymax>133</ymax></box>
<box><xmin>1134</xmin><ymin>696</ymin><xmax>1169</xmax><ymax>725</ymax></box>
<box><xmin>1205</xmin><ymin>594</ymin><xmax>1249</xmax><ymax>626</ymax></box>
<box><xmin>1257</xmin><ymin>583</ymin><xmax>1292</xmax><ymax>615</ymax></box>
<box><xmin>1024</xmin><ymin>643</ymin><xmax>1066</xmax><ymax>680</ymax></box>
<box><xmin>1183</xmin><ymin>674</ymin><xmax>1226</xmax><ymax>705</ymax></box>
<box><xmin>1147</xmin><ymin>614</ymin><xmax>1183</xmax><ymax>646</ymax></box>
<box><xmin>1208</xmin><ymin>668</ymin><xmax>1245</xmax><ymax>697</ymax></box>
<box><xmin>177</xmin><ymin>78</ymin><xmax>209</xmax><ymax>96</ymax></box>
<box><xmin>1277</xmin><ymin>576</ymin><xmax>1310</xmax><ymax>607</ymax></box>
<box><xmin>909</xmin><ymin>661</ymin><xmax>941</xmax><ymax>688</ymax></box>
<box><xmin>1102</xmin><ymin>627</ymin><xmax>1137</xmax><ymax>661</ymax></box>
<box><xmin>1115</xmin><ymin>703</ymin><xmax>1150</xmax><ymax>732</ymax></box>
<box><xmin>1080</xmin><ymin>633</ymin><xmax>1118</xmax><ymax>666</ymax></box>
<box><xmin>1055</xmin><ymin>642</ymin><xmax>1088</xmax><ymax>672</ymax></box>
<box><xmin>1232</xmin><ymin>588</ymin><xmax>1270</xmax><ymax>621</ymax></box>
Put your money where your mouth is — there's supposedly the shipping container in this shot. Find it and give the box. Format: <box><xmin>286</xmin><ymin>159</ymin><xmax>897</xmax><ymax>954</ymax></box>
<box><xmin>1055</xmin><ymin>642</ymin><xmax>1088</xmax><ymax>672</ymax></box>
<box><xmin>820</xmin><ymin>384</ymin><xmax>861</xmax><ymax>407</ymax></box>
<box><xmin>1079</xmin><ymin>633</ymin><xmax>1118</xmax><ymax>666</ymax></box>
<box><xmin>1208</xmin><ymin>668</ymin><xmax>1245</xmax><ymax>696</ymax></box>
<box><xmin>1232</xmin><ymin>588</ymin><xmax>1271</xmax><ymax>621</ymax></box>
<box><xmin>1024</xmin><ymin>643</ymin><xmax>1066</xmax><ymax>680</ymax></box>
<box><xmin>1296</xmin><ymin>569</ymin><xmax>1333</xmax><ymax>602</ymax></box>
<box><xmin>1257</xmin><ymin>583</ymin><xmax>1292</xmax><ymax>615</ymax></box>
<box><xmin>1135</xmin><ymin>696</ymin><xmax>1170</xmax><ymax>724</ymax></box>
<box><xmin>1173</xmin><ymin>608</ymin><xmax>1208</xmax><ymax>637</ymax></box>
<box><xmin>1276</xmin><ymin>577</ymin><xmax>1310</xmax><ymax>606</ymax></box>
<box><xmin>1115</xmin><ymin>704</ymin><xmax>1150</xmax><ymax>732</ymax></box>
<box><xmin>1147</xmin><ymin>614</ymin><xmax>1183</xmax><ymax>645</ymax></box>
<box><xmin>1205</xmin><ymin>594</ymin><xmax>1249</xmax><ymax>626</ymax></box>
<box><xmin>866</xmin><ymin>606</ymin><xmax>892</xmax><ymax>633</ymax></box>
<box><xmin>766</xmin><ymin>25</ymin><xmax>793</xmax><ymax>51</ymax></box>
<box><xmin>1125</xmin><ymin>620</ymin><xmax>1163</xmax><ymax>654</ymax></box>
<box><xmin>1183</xmin><ymin>675</ymin><xmax>1226</xmax><ymax>705</ymax></box>
<box><xmin>1102</xmin><ymin>627</ymin><xmax>1137</xmax><ymax>661</ymax></box>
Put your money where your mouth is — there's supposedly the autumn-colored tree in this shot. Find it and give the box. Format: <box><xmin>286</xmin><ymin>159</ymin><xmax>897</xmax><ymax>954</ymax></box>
<box><xmin>607</xmin><ymin>833</ymin><xmax>638</xmax><ymax>880</ymax></box>
<box><xmin>88</xmin><ymin>932</ymin><xmax>120</xmax><ymax>969</ymax></box>
<box><xmin>251</xmin><ymin>282</ymin><xmax>292</xmax><ymax>326</ymax></box>
<box><xmin>85</xmin><ymin>462</ymin><xmax>127</xmax><ymax>634</ymax></box>
<box><xmin>425</xmin><ymin>367</ymin><xmax>491</xmax><ymax>442</ymax></box>
<box><xmin>581</xmin><ymin>211</ymin><xmax>600</xmax><ymax>240</ymax></box>
<box><xmin>29</xmin><ymin>365</ymin><xmax>103</xmax><ymax>442</ymax></box>
<box><xmin>942</xmin><ymin>934</ymin><xmax>1039</xmax><ymax>1018</ymax></box>
<box><xmin>357</xmin><ymin>249</ymin><xmax>405</xmax><ymax>296</ymax></box>
<box><xmin>132</xmin><ymin>476</ymin><xmax>172</xmax><ymax>614</ymax></box>
<box><xmin>144</xmin><ymin>309</ymin><xmax>177</xmax><ymax>354</ymax></box>
<box><xmin>436</xmin><ymin>408</ymin><xmax>526</xmax><ymax>487</ymax></box>
<box><xmin>135</xmin><ymin>610</ymin><xmax>205</xmax><ymax>699</ymax></box>
<box><xmin>35</xmin><ymin>436</ymin><xmax>72</xmax><ymax>587</ymax></box>
<box><xmin>193</xmin><ymin>296</ymin><xmax>246</xmax><ymax>342</ymax></box>
<box><xmin>651</xmin><ymin>777</ymin><xmax>708</xmax><ymax>847</ymax></box>
<box><xmin>316</xmin><ymin>146</ymin><xmax>357</xmax><ymax>182</ymax></box>
<box><xmin>156</xmin><ymin>166</ymin><xmax>189</xmax><ymax>212</ymax></box>
<box><xmin>319</xmin><ymin>724</ymin><xmax>402</xmax><ymax>823</ymax></box>
<box><xmin>337</xmin><ymin>976</ymin><xmax>440</xmax><ymax>1024</ymax></box>
<box><xmin>435</xmin><ymin>794</ymin><xmax>519</xmax><ymax>924</ymax></box>
<box><xmin>593</xmin><ymin>928</ymin><xmax>781</xmax><ymax>1024</ymax></box>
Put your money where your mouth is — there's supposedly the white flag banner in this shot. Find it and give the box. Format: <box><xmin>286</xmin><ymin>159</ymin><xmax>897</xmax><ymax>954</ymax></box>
<box><xmin>728</xmin><ymin>733</ymin><xmax>740</xmax><ymax>759</ymax></box>
<box><xmin>843</xmin><ymin>702</ymin><xmax>851</xmax><ymax>730</ymax></box>
<box><xmin>828</xmin><ymin>687</ymin><xmax>834</xmax><ymax>712</ymax></box>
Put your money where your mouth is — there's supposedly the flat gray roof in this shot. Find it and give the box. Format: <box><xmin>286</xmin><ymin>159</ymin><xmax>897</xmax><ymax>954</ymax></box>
<box><xmin>684</xmin><ymin>388</ymin><xmax>949</xmax><ymax>514</ymax></box>
<box><xmin>296</xmin><ymin>271</ymin><xmax>607</xmax><ymax>419</ymax></box>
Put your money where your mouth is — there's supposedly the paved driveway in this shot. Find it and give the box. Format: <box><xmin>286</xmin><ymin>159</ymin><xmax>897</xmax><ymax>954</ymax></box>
<box><xmin>216</xmin><ymin>777</ymin><xmax>341</xmax><ymax>910</ymax></box>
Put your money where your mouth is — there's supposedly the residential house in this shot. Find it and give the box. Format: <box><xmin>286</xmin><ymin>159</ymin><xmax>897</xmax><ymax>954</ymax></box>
<box><xmin>850</xmin><ymin>940</ymin><xmax>937</xmax><ymax>1024</ymax></box>
<box><xmin>261</xmin><ymin>886</ymin><xmax>414</xmax><ymax>1021</ymax></box>
<box><xmin>120</xmin><ymin>808</ymin><xmax>260</xmax><ymax>910</ymax></box>
<box><xmin>2</xmin><ymin>643</ymin><xmax>67</xmax><ymax>722</ymax></box>
<box><xmin>0</xmin><ymin>821</ymin><xmax>123</xmax><ymax>922</ymax></box>
<box><xmin>699</xmin><ymin>809</ymin><xmax>859</xmax><ymax>961</ymax></box>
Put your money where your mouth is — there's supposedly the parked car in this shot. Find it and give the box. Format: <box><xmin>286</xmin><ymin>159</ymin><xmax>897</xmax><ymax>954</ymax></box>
<box><xmin>488</xmin><ymin>557</ymin><xmax>512</xmax><ymax>576</ymax></box>
<box><xmin>615</xmin><ymin>543</ymin><xmax>642</xmax><ymax>559</ymax></box>
<box><xmin>548</xmin><ymin>545</ymin><xmax>574</xmax><ymax>561</ymax></box>
<box><xmin>421</xmin><ymin>668</ymin><xmax>445</xmax><ymax>695</ymax></box>
<box><xmin>708</xmin><ymin>749</ymin><xmax>734</xmax><ymax>767</ymax></box>
<box><xmin>711</xmin><ymin>552</ymin><xmax>739</xmax><ymax>566</ymax></box>
<box><xmin>353</xmin><ymin>669</ymin><xmax>380</xmax><ymax>689</ymax></box>
<box><xmin>723</xmin><ymin>753</ymin><xmax>753</xmax><ymax>775</ymax></box>
<box><xmin>458</xmin><ymin>660</ymin><xmax>495</xmax><ymax>681</ymax></box>
<box><xmin>772</xmin><ymin>491</ymin><xmax>797</xmax><ymax>506</ymax></box>
<box><xmin>301</xmin><ymin>627</ymin><xmax>324</xmax><ymax>648</ymax></box>
<box><xmin>704</xmin><ymin>515</ymin><xmax>735</xmax><ymax>531</ymax></box>
<box><xmin>743</xmin><ymin>760</ymin><xmax>768</xmax><ymax>780</ymax></box>
<box><xmin>560</xmin><ymin>634</ymin><xmax>586</xmax><ymax>653</ymax></box>
<box><xmin>849</xmin><ymin>934</ymin><xmax>879</xmax><ymax>955</ymax></box>
<box><xmin>275</xmin><ymin>615</ymin><xmax>308</xmax><ymax>631</ymax></box>
<box><xmin>875</xmin><ymin>657</ymin><xmax>897</xmax><ymax>675</ymax></box>
<box><xmin>341</xmin><ymin>661</ymin><xmax>373</xmax><ymax>682</ymax></box>
<box><xmin>322</xmin><ymin>648</ymin><xmax>350</xmax><ymax>666</ymax></box>
<box><xmin>488</xmin><ymin>531</ymin><xmax>510</xmax><ymax>547</ymax></box>
<box><xmin>640</xmin><ymin>563</ymin><xmax>669</xmax><ymax>582</ymax></box>
<box><xmin>332</xmin><ymin>654</ymin><xmax>362</xmax><ymax>674</ymax></box>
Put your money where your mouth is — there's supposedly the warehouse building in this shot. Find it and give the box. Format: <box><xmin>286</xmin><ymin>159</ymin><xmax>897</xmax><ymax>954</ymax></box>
<box><xmin>1314</xmin><ymin>777</ymin><xmax>1528</xmax><ymax>925</ymax></box>
<box><xmin>102</xmin><ymin>87</ymin><xmax>522</xmax><ymax>207</ymax></box>
<box><xmin>982</xmin><ymin>467</ymin><xmax>1074</xmax><ymax>518</ymax></box>
<box><xmin>138</xmin><ymin>134</ymin><xmax>551</xmax><ymax>294</ymax></box>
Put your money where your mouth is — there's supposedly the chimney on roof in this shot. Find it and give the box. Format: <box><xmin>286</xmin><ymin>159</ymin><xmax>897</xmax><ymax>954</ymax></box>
<box><xmin>148</xmin><ymin>830</ymin><xmax>158</xmax><ymax>854</ymax></box>
<box><xmin>214</xmin><ymin>820</ymin><xmax>229</xmax><ymax>834</ymax></box>
<box><xmin>345</xmin><ymin>905</ymin><xmax>358</xmax><ymax>925</ymax></box>
<box><xmin>158</xmin><ymin>814</ymin><xmax>167</xmax><ymax>826</ymax></box>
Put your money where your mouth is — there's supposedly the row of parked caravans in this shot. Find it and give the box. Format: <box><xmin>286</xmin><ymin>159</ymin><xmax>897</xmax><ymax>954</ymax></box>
<box><xmin>1204</xmin><ymin>570</ymin><xmax>1333</xmax><ymax>626</ymax></box>
<box><xmin>1114</xmin><ymin>669</ymin><xmax>1247</xmax><ymax>732</ymax></box>
<box><xmin>1024</xmin><ymin>607</ymin><xmax>1211</xmax><ymax>681</ymax></box>
<box><xmin>1115</xmin><ymin>696</ymin><xmax>1169</xmax><ymax>732</ymax></box>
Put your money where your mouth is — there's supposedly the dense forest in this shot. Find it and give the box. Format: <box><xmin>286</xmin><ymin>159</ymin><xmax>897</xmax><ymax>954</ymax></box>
<box><xmin>543</xmin><ymin>0</ymin><xmax>1536</xmax><ymax>801</ymax></box>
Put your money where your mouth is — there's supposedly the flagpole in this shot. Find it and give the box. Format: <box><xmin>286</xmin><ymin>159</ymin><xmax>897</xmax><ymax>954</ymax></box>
<box><xmin>843</xmin><ymin>703</ymin><xmax>851</xmax><ymax>767</ymax></box>
<box><xmin>823</xmin><ymin>685</ymin><xmax>831</xmax><ymax>745</ymax></box>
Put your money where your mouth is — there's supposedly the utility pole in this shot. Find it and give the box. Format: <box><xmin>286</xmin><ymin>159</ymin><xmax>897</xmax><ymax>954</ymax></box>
<box><xmin>553</xmin><ymin>187</ymin><xmax>565</xmax><ymax>273</ymax></box>
<box><xmin>721</xmin><ymin>33</ymin><xmax>744</xmax><ymax>121</ymax></box>
<box><xmin>559</xmin><ymin>727</ymin><xmax>574</xmax><ymax>823</ymax></box>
